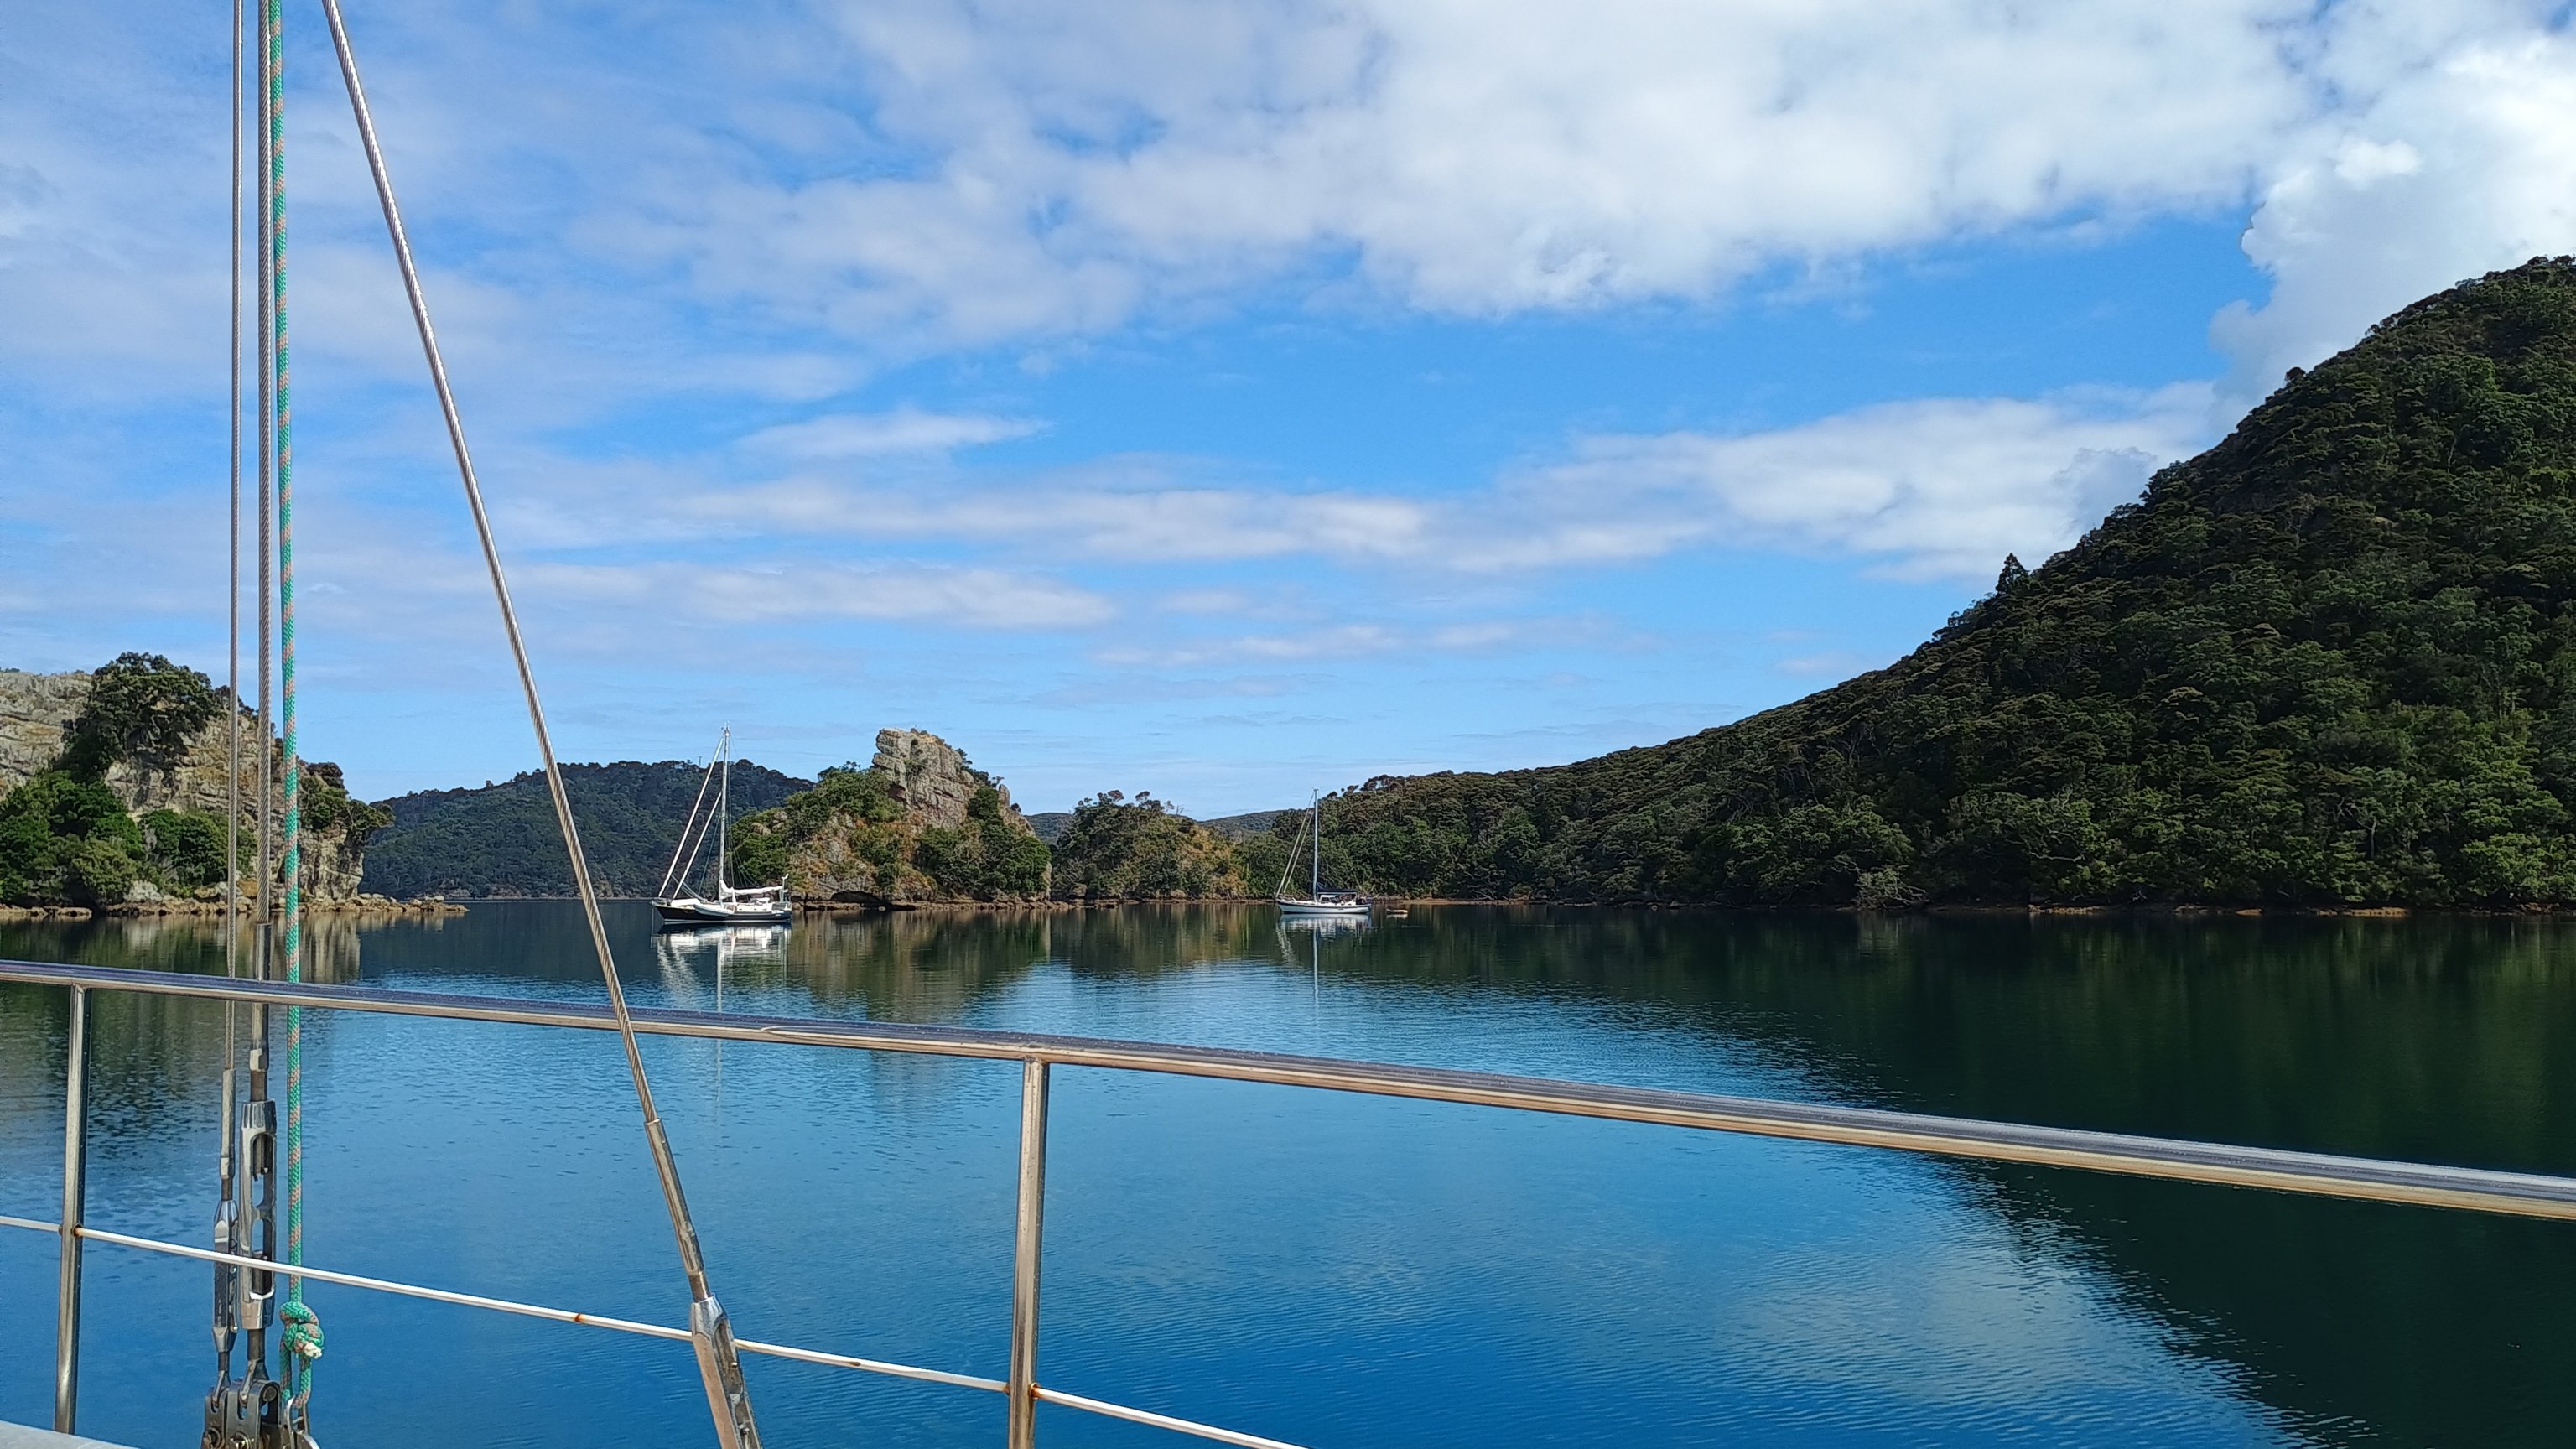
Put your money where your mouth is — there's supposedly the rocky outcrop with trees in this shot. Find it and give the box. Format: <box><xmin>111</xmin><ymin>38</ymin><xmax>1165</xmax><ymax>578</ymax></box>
<box><xmin>0</xmin><ymin>655</ymin><xmax>388</xmax><ymax>911</ymax></box>
<box><xmin>728</xmin><ymin>727</ymin><xmax>1051</xmax><ymax>906</ymax></box>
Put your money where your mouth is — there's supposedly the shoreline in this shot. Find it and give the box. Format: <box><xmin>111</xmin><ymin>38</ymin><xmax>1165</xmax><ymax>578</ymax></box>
<box><xmin>16</xmin><ymin>893</ymin><xmax>2540</xmax><ymax>920</ymax></box>
<box><xmin>189</xmin><ymin>895</ymin><xmax>2575</xmax><ymax>918</ymax></box>
<box><xmin>0</xmin><ymin>895</ymin><xmax>465</xmax><ymax>922</ymax></box>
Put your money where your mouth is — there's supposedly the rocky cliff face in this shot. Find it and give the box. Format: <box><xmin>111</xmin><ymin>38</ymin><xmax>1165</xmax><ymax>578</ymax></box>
<box><xmin>875</xmin><ymin>727</ymin><xmax>1015</xmax><ymax>829</ymax></box>
<box><xmin>0</xmin><ymin>668</ymin><xmax>373</xmax><ymax>905</ymax></box>
<box><xmin>735</xmin><ymin>727</ymin><xmax>1050</xmax><ymax>906</ymax></box>
<box><xmin>0</xmin><ymin>671</ymin><xmax>87</xmax><ymax>786</ymax></box>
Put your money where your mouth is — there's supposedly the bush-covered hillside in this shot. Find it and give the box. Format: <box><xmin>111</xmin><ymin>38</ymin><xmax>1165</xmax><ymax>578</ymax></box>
<box><xmin>363</xmin><ymin>760</ymin><xmax>809</xmax><ymax>898</ymax></box>
<box><xmin>1049</xmin><ymin>792</ymin><xmax>1251</xmax><ymax>901</ymax></box>
<box><xmin>1304</xmin><ymin>258</ymin><xmax>2576</xmax><ymax>907</ymax></box>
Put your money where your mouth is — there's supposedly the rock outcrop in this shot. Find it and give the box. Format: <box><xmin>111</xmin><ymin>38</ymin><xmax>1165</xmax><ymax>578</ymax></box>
<box><xmin>0</xmin><ymin>670</ymin><xmax>88</xmax><ymax>785</ymax></box>
<box><xmin>874</xmin><ymin>727</ymin><xmax>1015</xmax><ymax>829</ymax></box>
<box><xmin>0</xmin><ymin>667</ymin><xmax>377</xmax><ymax>906</ymax></box>
<box><xmin>732</xmin><ymin>727</ymin><xmax>1050</xmax><ymax>906</ymax></box>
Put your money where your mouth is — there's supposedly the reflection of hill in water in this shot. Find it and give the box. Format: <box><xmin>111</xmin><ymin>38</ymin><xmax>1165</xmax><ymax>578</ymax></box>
<box><xmin>8</xmin><ymin>902</ymin><xmax>2571</xmax><ymax>1441</ymax></box>
<box><xmin>0</xmin><ymin>913</ymin><xmax>390</xmax><ymax>1170</ymax></box>
<box><xmin>730</xmin><ymin>906</ymin><xmax>1289</xmax><ymax>1019</ymax></box>
<box><xmin>1043</xmin><ymin>904</ymin><xmax>1283</xmax><ymax>978</ymax></box>
<box><xmin>0</xmin><ymin>911</ymin><xmax>383</xmax><ymax>986</ymax></box>
<box><xmin>1308</xmin><ymin>909</ymin><xmax>2576</xmax><ymax>1448</ymax></box>
<box><xmin>773</xmin><ymin>909</ymin><xmax>1057</xmax><ymax>1019</ymax></box>
<box><xmin>755</xmin><ymin>903</ymin><xmax>2576</xmax><ymax>1442</ymax></box>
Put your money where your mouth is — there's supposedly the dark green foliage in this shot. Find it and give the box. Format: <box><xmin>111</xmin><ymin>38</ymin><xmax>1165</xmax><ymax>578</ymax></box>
<box><xmin>3</xmin><ymin>653</ymin><xmax>382</xmax><ymax>906</ymax></box>
<box><xmin>361</xmin><ymin>760</ymin><xmax>811</xmax><ymax>898</ymax></box>
<box><xmin>0</xmin><ymin>771</ymin><xmax>141</xmax><ymax>905</ymax></box>
<box><xmin>61</xmin><ymin>835</ymin><xmax>139</xmax><ymax>907</ymax></box>
<box><xmin>790</xmin><ymin>765</ymin><xmax>905</xmax><ymax>831</ymax></box>
<box><xmin>60</xmin><ymin>652</ymin><xmax>221</xmax><ymax>783</ymax></box>
<box><xmin>140</xmin><ymin>809</ymin><xmax>229</xmax><ymax>889</ymax></box>
<box><xmin>727</xmin><ymin>764</ymin><xmax>911</xmax><ymax>893</ymax></box>
<box><xmin>299</xmin><ymin>761</ymin><xmax>391</xmax><ymax>840</ymax></box>
<box><xmin>726</xmin><ymin>823</ymin><xmax>791</xmax><ymax>887</ymax></box>
<box><xmin>1312</xmin><ymin>258</ymin><xmax>2576</xmax><ymax>906</ymax></box>
<box><xmin>913</xmin><ymin>784</ymin><xmax>1052</xmax><ymax>900</ymax></box>
<box><xmin>1051</xmin><ymin>791</ymin><xmax>1252</xmax><ymax>900</ymax></box>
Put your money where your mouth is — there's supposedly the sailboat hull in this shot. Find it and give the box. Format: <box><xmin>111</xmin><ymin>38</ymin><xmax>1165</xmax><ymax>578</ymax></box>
<box><xmin>655</xmin><ymin>896</ymin><xmax>793</xmax><ymax>926</ymax></box>
<box><xmin>1275</xmin><ymin>896</ymin><xmax>1370</xmax><ymax>917</ymax></box>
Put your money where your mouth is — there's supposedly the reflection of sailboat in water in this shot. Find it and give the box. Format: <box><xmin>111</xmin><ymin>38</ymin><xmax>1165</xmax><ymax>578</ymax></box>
<box><xmin>654</xmin><ymin>728</ymin><xmax>792</xmax><ymax>927</ymax></box>
<box><xmin>650</xmin><ymin>924</ymin><xmax>792</xmax><ymax>1012</ymax></box>
<box><xmin>1274</xmin><ymin>917</ymin><xmax>1352</xmax><ymax>1041</ymax></box>
<box><xmin>650</xmin><ymin>921</ymin><xmax>787</xmax><ymax>1137</ymax></box>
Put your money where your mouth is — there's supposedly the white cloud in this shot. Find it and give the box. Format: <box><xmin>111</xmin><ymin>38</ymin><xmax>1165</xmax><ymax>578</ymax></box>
<box><xmin>745</xmin><ymin>406</ymin><xmax>1042</xmax><ymax>458</ymax></box>
<box><xmin>12</xmin><ymin>1</ymin><xmax>2575</xmax><ymax>393</ymax></box>
<box><xmin>676</xmin><ymin>0</ymin><xmax>2331</xmax><ymax>337</ymax></box>
<box><xmin>681</xmin><ymin>387</ymin><xmax>2210</xmax><ymax>583</ymax></box>
<box><xmin>1094</xmin><ymin>615</ymin><xmax>1595</xmax><ymax>668</ymax></box>
<box><xmin>2216</xmin><ymin>29</ymin><xmax>2576</xmax><ymax>392</ymax></box>
<box><xmin>1510</xmin><ymin>387</ymin><xmax>2215</xmax><ymax>580</ymax></box>
<box><xmin>526</xmin><ymin>560</ymin><xmax>1113</xmax><ymax>631</ymax></box>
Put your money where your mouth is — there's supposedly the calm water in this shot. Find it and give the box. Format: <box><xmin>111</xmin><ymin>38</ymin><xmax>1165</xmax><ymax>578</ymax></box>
<box><xmin>4</xmin><ymin>904</ymin><xmax>2575</xmax><ymax>1447</ymax></box>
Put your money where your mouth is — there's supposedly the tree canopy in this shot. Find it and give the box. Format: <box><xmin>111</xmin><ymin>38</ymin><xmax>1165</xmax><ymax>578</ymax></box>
<box><xmin>1050</xmin><ymin>792</ymin><xmax>1251</xmax><ymax>900</ymax></box>
<box><xmin>362</xmin><ymin>760</ymin><xmax>810</xmax><ymax>899</ymax></box>
<box><xmin>1301</xmin><ymin>258</ymin><xmax>2576</xmax><ymax>907</ymax></box>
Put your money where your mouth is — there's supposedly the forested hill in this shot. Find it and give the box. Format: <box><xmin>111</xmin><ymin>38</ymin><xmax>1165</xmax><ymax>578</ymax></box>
<box><xmin>362</xmin><ymin>760</ymin><xmax>810</xmax><ymax>899</ymax></box>
<box><xmin>1309</xmin><ymin>258</ymin><xmax>2576</xmax><ymax>908</ymax></box>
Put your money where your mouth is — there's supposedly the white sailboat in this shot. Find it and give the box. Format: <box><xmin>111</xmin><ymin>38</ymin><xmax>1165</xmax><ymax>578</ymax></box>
<box><xmin>654</xmin><ymin>729</ymin><xmax>792</xmax><ymax>927</ymax></box>
<box><xmin>1275</xmin><ymin>793</ymin><xmax>1370</xmax><ymax>917</ymax></box>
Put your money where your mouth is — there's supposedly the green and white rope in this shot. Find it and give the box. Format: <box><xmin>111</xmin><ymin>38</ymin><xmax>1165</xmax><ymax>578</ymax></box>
<box><xmin>266</xmin><ymin>0</ymin><xmax>320</xmax><ymax>1398</ymax></box>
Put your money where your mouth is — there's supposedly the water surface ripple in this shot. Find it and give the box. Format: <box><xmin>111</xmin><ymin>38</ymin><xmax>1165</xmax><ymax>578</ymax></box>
<box><xmin>4</xmin><ymin>904</ymin><xmax>2570</xmax><ymax>1446</ymax></box>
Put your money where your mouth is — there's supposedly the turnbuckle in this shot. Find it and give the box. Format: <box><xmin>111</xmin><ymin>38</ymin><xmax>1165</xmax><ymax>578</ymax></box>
<box><xmin>207</xmin><ymin>1094</ymin><xmax>287</xmax><ymax>1449</ymax></box>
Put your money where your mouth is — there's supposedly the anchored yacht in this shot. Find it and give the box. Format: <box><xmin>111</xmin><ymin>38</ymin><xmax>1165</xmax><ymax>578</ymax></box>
<box><xmin>1275</xmin><ymin>794</ymin><xmax>1371</xmax><ymax>917</ymax></box>
<box><xmin>654</xmin><ymin>729</ymin><xmax>792</xmax><ymax>927</ymax></box>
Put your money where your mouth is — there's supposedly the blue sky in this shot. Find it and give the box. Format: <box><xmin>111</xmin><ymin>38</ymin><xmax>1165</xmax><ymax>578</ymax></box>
<box><xmin>7</xmin><ymin>2</ymin><xmax>2576</xmax><ymax>813</ymax></box>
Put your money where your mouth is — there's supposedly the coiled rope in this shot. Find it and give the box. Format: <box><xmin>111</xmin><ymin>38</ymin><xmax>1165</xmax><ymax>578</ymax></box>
<box><xmin>266</xmin><ymin>0</ymin><xmax>319</xmax><ymax>1400</ymax></box>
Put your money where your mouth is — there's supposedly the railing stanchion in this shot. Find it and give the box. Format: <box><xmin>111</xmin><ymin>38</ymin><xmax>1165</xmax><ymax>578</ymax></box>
<box><xmin>55</xmin><ymin>984</ymin><xmax>90</xmax><ymax>1434</ymax></box>
<box><xmin>1007</xmin><ymin>1057</ymin><xmax>1051</xmax><ymax>1449</ymax></box>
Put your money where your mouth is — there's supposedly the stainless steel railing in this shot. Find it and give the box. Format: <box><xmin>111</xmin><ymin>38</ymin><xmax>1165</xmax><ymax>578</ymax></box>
<box><xmin>10</xmin><ymin>955</ymin><xmax>2576</xmax><ymax>1446</ymax></box>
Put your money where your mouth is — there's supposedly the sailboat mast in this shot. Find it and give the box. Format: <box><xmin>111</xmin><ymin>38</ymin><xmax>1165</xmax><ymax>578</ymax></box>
<box><xmin>716</xmin><ymin>727</ymin><xmax>731</xmax><ymax>895</ymax></box>
<box><xmin>1311</xmin><ymin>793</ymin><xmax>1321</xmax><ymax>897</ymax></box>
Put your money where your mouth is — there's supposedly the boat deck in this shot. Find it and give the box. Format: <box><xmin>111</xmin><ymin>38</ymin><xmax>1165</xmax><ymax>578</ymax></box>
<box><xmin>0</xmin><ymin>1425</ymin><xmax>132</xmax><ymax>1449</ymax></box>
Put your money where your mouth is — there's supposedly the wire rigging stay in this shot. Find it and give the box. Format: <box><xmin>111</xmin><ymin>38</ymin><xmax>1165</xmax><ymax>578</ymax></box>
<box><xmin>205</xmin><ymin>1</ymin><xmax>300</xmax><ymax>1444</ymax></box>
<box><xmin>314</xmin><ymin>0</ymin><xmax>763</xmax><ymax>1441</ymax></box>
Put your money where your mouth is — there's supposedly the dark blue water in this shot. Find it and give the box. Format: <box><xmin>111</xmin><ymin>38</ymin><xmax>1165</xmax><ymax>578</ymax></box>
<box><xmin>6</xmin><ymin>905</ymin><xmax>2575</xmax><ymax>1446</ymax></box>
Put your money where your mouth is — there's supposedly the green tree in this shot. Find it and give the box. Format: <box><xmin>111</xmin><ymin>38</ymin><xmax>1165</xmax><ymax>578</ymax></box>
<box><xmin>60</xmin><ymin>652</ymin><xmax>221</xmax><ymax>783</ymax></box>
<box><xmin>141</xmin><ymin>808</ymin><xmax>229</xmax><ymax>889</ymax></box>
<box><xmin>1052</xmin><ymin>792</ymin><xmax>1252</xmax><ymax>900</ymax></box>
<box><xmin>62</xmin><ymin>836</ymin><xmax>139</xmax><ymax>907</ymax></box>
<box><xmin>0</xmin><ymin>771</ymin><xmax>142</xmax><ymax>906</ymax></box>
